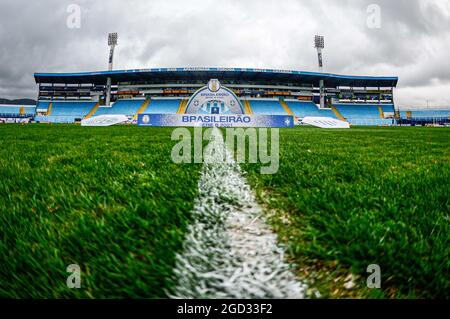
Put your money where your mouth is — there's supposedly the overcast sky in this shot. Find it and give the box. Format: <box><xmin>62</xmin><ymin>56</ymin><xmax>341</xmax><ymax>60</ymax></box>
<box><xmin>0</xmin><ymin>0</ymin><xmax>449</xmax><ymax>108</ymax></box>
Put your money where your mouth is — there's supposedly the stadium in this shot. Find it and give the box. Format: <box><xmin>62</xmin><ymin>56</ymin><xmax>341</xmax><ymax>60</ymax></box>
<box><xmin>0</xmin><ymin>3</ymin><xmax>449</xmax><ymax>305</ymax></box>
<box><xmin>1</xmin><ymin>67</ymin><xmax>449</xmax><ymax>126</ymax></box>
<box><xmin>33</xmin><ymin>67</ymin><xmax>400</xmax><ymax>125</ymax></box>
<box><xmin>0</xmin><ymin>33</ymin><xmax>449</xmax><ymax>127</ymax></box>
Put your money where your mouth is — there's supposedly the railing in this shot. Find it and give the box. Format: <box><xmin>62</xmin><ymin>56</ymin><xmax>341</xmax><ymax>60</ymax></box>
<box><xmin>397</xmin><ymin>117</ymin><xmax>450</xmax><ymax>126</ymax></box>
<box><xmin>0</xmin><ymin>113</ymin><xmax>34</xmax><ymax>118</ymax></box>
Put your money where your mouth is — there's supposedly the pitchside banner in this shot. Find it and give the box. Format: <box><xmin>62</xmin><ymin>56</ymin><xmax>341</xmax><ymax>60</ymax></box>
<box><xmin>138</xmin><ymin>114</ymin><xmax>294</xmax><ymax>128</ymax></box>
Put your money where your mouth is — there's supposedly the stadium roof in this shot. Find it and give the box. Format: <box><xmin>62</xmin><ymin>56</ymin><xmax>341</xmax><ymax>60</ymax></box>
<box><xmin>34</xmin><ymin>67</ymin><xmax>398</xmax><ymax>87</ymax></box>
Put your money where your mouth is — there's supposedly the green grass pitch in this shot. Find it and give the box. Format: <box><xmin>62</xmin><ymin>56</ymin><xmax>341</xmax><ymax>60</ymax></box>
<box><xmin>242</xmin><ymin>127</ymin><xmax>449</xmax><ymax>298</ymax></box>
<box><xmin>0</xmin><ymin>124</ymin><xmax>448</xmax><ymax>298</ymax></box>
<box><xmin>0</xmin><ymin>125</ymin><xmax>201</xmax><ymax>298</ymax></box>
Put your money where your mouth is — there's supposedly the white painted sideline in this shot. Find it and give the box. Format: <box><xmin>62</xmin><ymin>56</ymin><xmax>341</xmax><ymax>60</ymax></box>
<box><xmin>302</xmin><ymin>117</ymin><xmax>350</xmax><ymax>129</ymax></box>
<box><xmin>81</xmin><ymin>114</ymin><xmax>128</xmax><ymax>127</ymax></box>
<box><xmin>171</xmin><ymin>128</ymin><xmax>307</xmax><ymax>299</ymax></box>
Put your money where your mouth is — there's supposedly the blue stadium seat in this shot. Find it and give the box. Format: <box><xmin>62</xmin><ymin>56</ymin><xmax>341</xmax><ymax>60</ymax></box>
<box><xmin>334</xmin><ymin>104</ymin><xmax>394</xmax><ymax>125</ymax></box>
<box><xmin>146</xmin><ymin>99</ymin><xmax>181</xmax><ymax>114</ymax></box>
<box><xmin>94</xmin><ymin>100</ymin><xmax>145</xmax><ymax>117</ymax></box>
<box><xmin>400</xmin><ymin>111</ymin><xmax>408</xmax><ymax>118</ymax></box>
<box><xmin>248</xmin><ymin>100</ymin><xmax>287</xmax><ymax>115</ymax></box>
<box><xmin>0</xmin><ymin>105</ymin><xmax>36</xmax><ymax>117</ymax></box>
<box><xmin>381</xmin><ymin>104</ymin><xmax>395</xmax><ymax>113</ymax></box>
<box><xmin>286</xmin><ymin>101</ymin><xmax>337</xmax><ymax>118</ymax></box>
<box><xmin>0</xmin><ymin>106</ymin><xmax>22</xmax><ymax>114</ymax></box>
<box><xmin>50</xmin><ymin>101</ymin><xmax>96</xmax><ymax>117</ymax></box>
<box><xmin>36</xmin><ymin>101</ymin><xmax>51</xmax><ymax>111</ymax></box>
<box><xmin>410</xmin><ymin>110</ymin><xmax>450</xmax><ymax>118</ymax></box>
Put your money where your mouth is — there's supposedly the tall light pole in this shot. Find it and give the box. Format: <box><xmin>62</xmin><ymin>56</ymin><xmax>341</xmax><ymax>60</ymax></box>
<box><xmin>105</xmin><ymin>32</ymin><xmax>118</xmax><ymax>106</ymax></box>
<box><xmin>314</xmin><ymin>35</ymin><xmax>325</xmax><ymax>109</ymax></box>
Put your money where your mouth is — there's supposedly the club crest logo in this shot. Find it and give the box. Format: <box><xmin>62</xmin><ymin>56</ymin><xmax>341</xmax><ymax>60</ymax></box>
<box><xmin>208</xmin><ymin>79</ymin><xmax>221</xmax><ymax>93</ymax></box>
<box><xmin>185</xmin><ymin>79</ymin><xmax>244</xmax><ymax>114</ymax></box>
<box><xmin>142</xmin><ymin>115</ymin><xmax>150</xmax><ymax>124</ymax></box>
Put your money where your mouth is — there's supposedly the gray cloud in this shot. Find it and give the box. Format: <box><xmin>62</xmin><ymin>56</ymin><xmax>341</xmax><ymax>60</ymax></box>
<box><xmin>0</xmin><ymin>0</ymin><xmax>449</xmax><ymax>107</ymax></box>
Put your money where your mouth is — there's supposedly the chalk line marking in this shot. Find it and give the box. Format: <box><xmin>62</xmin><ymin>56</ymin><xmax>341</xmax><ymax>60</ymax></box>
<box><xmin>171</xmin><ymin>128</ymin><xmax>307</xmax><ymax>299</ymax></box>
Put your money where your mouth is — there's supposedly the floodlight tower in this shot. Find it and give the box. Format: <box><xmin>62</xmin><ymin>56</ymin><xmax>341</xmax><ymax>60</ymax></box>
<box><xmin>105</xmin><ymin>32</ymin><xmax>118</xmax><ymax>106</ymax></box>
<box><xmin>314</xmin><ymin>35</ymin><xmax>325</xmax><ymax>109</ymax></box>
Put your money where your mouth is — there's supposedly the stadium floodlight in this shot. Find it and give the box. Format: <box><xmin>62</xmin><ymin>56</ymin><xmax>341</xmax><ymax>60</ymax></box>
<box><xmin>106</xmin><ymin>33</ymin><xmax>118</xmax><ymax>106</ymax></box>
<box><xmin>314</xmin><ymin>35</ymin><xmax>325</xmax><ymax>49</ymax></box>
<box><xmin>314</xmin><ymin>35</ymin><xmax>325</xmax><ymax>69</ymax></box>
<box><xmin>108</xmin><ymin>32</ymin><xmax>118</xmax><ymax>46</ymax></box>
<box><xmin>107</xmin><ymin>33</ymin><xmax>118</xmax><ymax>71</ymax></box>
<box><xmin>314</xmin><ymin>35</ymin><xmax>325</xmax><ymax>109</ymax></box>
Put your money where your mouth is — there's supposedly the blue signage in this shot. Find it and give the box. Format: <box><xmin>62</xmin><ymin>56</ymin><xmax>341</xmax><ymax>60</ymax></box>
<box><xmin>138</xmin><ymin>114</ymin><xmax>294</xmax><ymax>128</ymax></box>
<box><xmin>138</xmin><ymin>80</ymin><xmax>294</xmax><ymax>128</ymax></box>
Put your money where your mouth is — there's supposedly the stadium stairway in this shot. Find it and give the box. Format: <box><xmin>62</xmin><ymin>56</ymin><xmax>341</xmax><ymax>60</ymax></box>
<box><xmin>243</xmin><ymin>100</ymin><xmax>253</xmax><ymax>114</ymax></box>
<box><xmin>331</xmin><ymin>105</ymin><xmax>347</xmax><ymax>122</ymax></box>
<box><xmin>133</xmin><ymin>99</ymin><xmax>151</xmax><ymax>120</ymax></box>
<box><xmin>84</xmin><ymin>102</ymin><xmax>101</xmax><ymax>119</ymax></box>
<box><xmin>46</xmin><ymin>102</ymin><xmax>53</xmax><ymax>116</ymax></box>
<box><xmin>279</xmin><ymin>99</ymin><xmax>294</xmax><ymax>116</ymax></box>
<box><xmin>177</xmin><ymin>99</ymin><xmax>188</xmax><ymax>114</ymax></box>
<box><xmin>378</xmin><ymin>105</ymin><xmax>385</xmax><ymax>119</ymax></box>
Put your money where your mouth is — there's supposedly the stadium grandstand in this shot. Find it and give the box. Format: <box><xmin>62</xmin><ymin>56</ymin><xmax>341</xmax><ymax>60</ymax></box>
<box><xmin>397</xmin><ymin>108</ymin><xmax>450</xmax><ymax>126</ymax></box>
<box><xmin>0</xmin><ymin>67</ymin><xmax>446</xmax><ymax>126</ymax></box>
<box><xmin>2</xmin><ymin>32</ymin><xmax>449</xmax><ymax>127</ymax></box>
<box><xmin>0</xmin><ymin>104</ymin><xmax>36</xmax><ymax>123</ymax></box>
<box><xmin>30</xmin><ymin>67</ymin><xmax>404</xmax><ymax>125</ymax></box>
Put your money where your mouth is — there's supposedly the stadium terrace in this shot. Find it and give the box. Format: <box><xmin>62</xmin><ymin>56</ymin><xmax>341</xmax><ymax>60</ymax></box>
<box><xmin>0</xmin><ymin>67</ymin><xmax>447</xmax><ymax>126</ymax></box>
<box><xmin>25</xmin><ymin>67</ymin><xmax>404</xmax><ymax>126</ymax></box>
